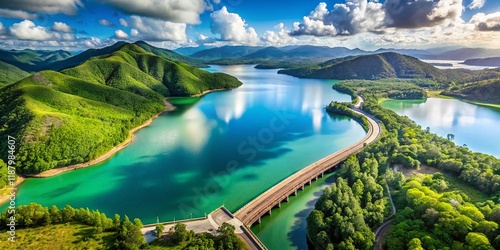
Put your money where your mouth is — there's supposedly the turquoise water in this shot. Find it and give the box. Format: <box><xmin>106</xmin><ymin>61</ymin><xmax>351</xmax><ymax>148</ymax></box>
<box><xmin>252</xmin><ymin>172</ymin><xmax>336</xmax><ymax>250</ymax></box>
<box><xmin>4</xmin><ymin>65</ymin><xmax>366</xmax><ymax>226</ymax></box>
<box><xmin>382</xmin><ymin>98</ymin><xmax>500</xmax><ymax>158</ymax></box>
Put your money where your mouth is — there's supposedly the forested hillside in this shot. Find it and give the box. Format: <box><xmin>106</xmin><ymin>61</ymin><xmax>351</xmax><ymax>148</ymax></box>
<box><xmin>278</xmin><ymin>53</ymin><xmax>446</xmax><ymax>81</ymax></box>
<box><xmin>0</xmin><ymin>49</ymin><xmax>72</xmax><ymax>72</ymax></box>
<box><xmin>0</xmin><ymin>43</ymin><xmax>242</xmax><ymax>174</ymax></box>
<box><xmin>442</xmin><ymin>78</ymin><xmax>500</xmax><ymax>104</ymax></box>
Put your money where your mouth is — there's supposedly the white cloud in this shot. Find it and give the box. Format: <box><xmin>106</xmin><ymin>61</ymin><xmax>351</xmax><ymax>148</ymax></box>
<box><xmin>385</xmin><ymin>0</ymin><xmax>462</xmax><ymax>28</ymax></box>
<box><xmin>114</xmin><ymin>29</ymin><xmax>128</xmax><ymax>39</ymax></box>
<box><xmin>10</xmin><ymin>20</ymin><xmax>53</xmax><ymax>40</ymax></box>
<box><xmin>52</xmin><ymin>22</ymin><xmax>73</xmax><ymax>32</ymax></box>
<box><xmin>262</xmin><ymin>23</ymin><xmax>298</xmax><ymax>46</ymax></box>
<box><xmin>131</xmin><ymin>28</ymin><xmax>139</xmax><ymax>37</ymax></box>
<box><xmin>9</xmin><ymin>20</ymin><xmax>75</xmax><ymax>41</ymax></box>
<box><xmin>0</xmin><ymin>9</ymin><xmax>37</xmax><ymax>19</ymax></box>
<box><xmin>469</xmin><ymin>12</ymin><xmax>500</xmax><ymax>31</ymax></box>
<box><xmin>130</xmin><ymin>15</ymin><xmax>187</xmax><ymax>42</ymax></box>
<box><xmin>468</xmin><ymin>0</ymin><xmax>486</xmax><ymax>10</ymax></box>
<box><xmin>210</xmin><ymin>6</ymin><xmax>259</xmax><ymax>45</ymax></box>
<box><xmin>119</xmin><ymin>18</ymin><xmax>128</xmax><ymax>27</ymax></box>
<box><xmin>100</xmin><ymin>0</ymin><xmax>206</xmax><ymax>24</ymax></box>
<box><xmin>0</xmin><ymin>0</ymin><xmax>82</xmax><ymax>15</ymax></box>
<box><xmin>291</xmin><ymin>1</ymin><xmax>385</xmax><ymax>36</ymax></box>
<box><xmin>98</xmin><ymin>19</ymin><xmax>114</xmax><ymax>27</ymax></box>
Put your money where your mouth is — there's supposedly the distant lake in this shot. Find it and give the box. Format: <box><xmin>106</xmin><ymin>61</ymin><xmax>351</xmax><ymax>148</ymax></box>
<box><xmin>422</xmin><ymin>59</ymin><xmax>494</xmax><ymax>70</ymax></box>
<box><xmin>382</xmin><ymin>98</ymin><xmax>500</xmax><ymax>158</ymax></box>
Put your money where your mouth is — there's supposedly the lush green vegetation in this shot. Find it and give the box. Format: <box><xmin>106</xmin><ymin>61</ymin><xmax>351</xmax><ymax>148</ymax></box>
<box><xmin>0</xmin><ymin>222</ymin><xmax>117</xmax><ymax>249</ymax></box>
<box><xmin>325</xmin><ymin>102</ymin><xmax>369</xmax><ymax>131</ymax></box>
<box><xmin>149</xmin><ymin>222</ymin><xmax>245</xmax><ymax>250</ymax></box>
<box><xmin>385</xmin><ymin>174</ymin><xmax>499</xmax><ymax>249</ymax></box>
<box><xmin>0</xmin><ymin>42</ymin><xmax>242</xmax><ymax>174</ymax></box>
<box><xmin>309</xmin><ymin>88</ymin><xmax>500</xmax><ymax>249</ymax></box>
<box><xmin>442</xmin><ymin>78</ymin><xmax>500</xmax><ymax>104</ymax></box>
<box><xmin>0</xmin><ymin>203</ymin><xmax>145</xmax><ymax>249</ymax></box>
<box><xmin>0</xmin><ymin>61</ymin><xmax>29</xmax><ymax>86</ymax></box>
<box><xmin>333</xmin><ymin>79</ymin><xmax>430</xmax><ymax>100</ymax></box>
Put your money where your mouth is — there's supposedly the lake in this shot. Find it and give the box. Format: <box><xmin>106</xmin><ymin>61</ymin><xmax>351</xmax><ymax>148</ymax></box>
<box><xmin>4</xmin><ymin>65</ymin><xmax>365</xmax><ymax>233</ymax></box>
<box><xmin>382</xmin><ymin>98</ymin><xmax>500</xmax><ymax>158</ymax></box>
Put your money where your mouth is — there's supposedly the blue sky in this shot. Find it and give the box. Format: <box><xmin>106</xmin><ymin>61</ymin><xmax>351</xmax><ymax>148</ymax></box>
<box><xmin>0</xmin><ymin>0</ymin><xmax>499</xmax><ymax>50</ymax></box>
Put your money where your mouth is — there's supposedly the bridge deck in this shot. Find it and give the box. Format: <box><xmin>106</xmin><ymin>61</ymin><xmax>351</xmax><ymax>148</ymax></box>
<box><xmin>234</xmin><ymin>102</ymin><xmax>380</xmax><ymax>226</ymax></box>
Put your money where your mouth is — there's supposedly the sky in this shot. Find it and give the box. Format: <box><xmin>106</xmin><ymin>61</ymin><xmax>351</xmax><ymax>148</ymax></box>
<box><xmin>0</xmin><ymin>0</ymin><xmax>499</xmax><ymax>51</ymax></box>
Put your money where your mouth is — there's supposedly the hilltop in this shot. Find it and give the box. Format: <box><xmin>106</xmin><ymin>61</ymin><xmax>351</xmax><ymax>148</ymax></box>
<box><xmin>0</xmin><ymin>42</ymin><xmax>242</xmax><ymax>174</ymax></box>
<box><xmin>0</xmin><ymin>49</ymin><xmax>72</xmax><ymax>72</ymax></box>
<box><xmin>278</xmin><ymin>52</ymin><xmax>446</xmax><ymax>81</ymax></box>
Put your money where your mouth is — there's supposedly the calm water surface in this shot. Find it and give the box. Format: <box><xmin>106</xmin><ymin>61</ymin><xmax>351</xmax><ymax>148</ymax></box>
<box><xmin>5</xmin><ymin>65</ymin><xmax>365</xmax><ymax>228</ymax></box>
<box><xmin>382</xmin><ymin>98</ymin><xmax>500</xmax><ymax>158</ymax></box>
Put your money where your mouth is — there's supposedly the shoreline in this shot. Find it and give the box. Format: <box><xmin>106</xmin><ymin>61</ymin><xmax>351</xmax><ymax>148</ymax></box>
<box><xmin>23</xmin><ymin>99</ymin><xmax>176</xmax><ymax>179</ymax></box>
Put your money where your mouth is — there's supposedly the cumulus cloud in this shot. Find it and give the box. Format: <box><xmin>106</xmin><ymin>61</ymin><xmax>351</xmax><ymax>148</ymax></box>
<box><xmin>114</xmin><ymin>29</ymin><xmax>128</xmax><ymax>39</ymax></box>
<box><xmin>468</xmin><ymin>0</ymin><xmax>485</xmax><ymax>10</ymax></box>
<box><xmin>291</xmin><ymin>1</ymin><xmax>385</xmax><ymax>36</ymax></box>
<box><xmin>210</xmin><ymin>6</ymin><xmax>259</xmax><ymax>44</ymax></box>
<box><xmin>10</xmin><ymin>20</ymin><xmax>53</xmax><ymax>40</ymax></box>
<box><xmin>0</xmin><ymin>22</ymin><xmax>6</xmax><ymax>35</ymax></box>
<box><xmin>130</xmin><ymin>28</ymin><xmax>139</xmax><ymax>37</ymax></box>
<box><xmin>98</xmin><ymin>19</ymin><xmax>114</xmax><ymax>27</ymax></box>
<box><xmin>130</xmin><ymin>15</ymin><xmax>187</xmax><ymax>42</ymax></box>
<box><xmin>119</xmin><ymin>18</ymin><xmax>128</xmax><ymax>27</ymax></box>
<box><xmin>0</xmin><ymin>0</ymin><xmax>82</xmax><ymax>15</ymax></box>
<box><xmin>9</xmin><ymin>20</ymin><xmax>75</xmax><ymax>41</ymax></box>
<box><xmin>470</xmin><ymin>12</ymin><xmax>500</xmax><ymax>31</ymax></box>
<box><xmin>385</xmin><ymin>0</ymin><xmax>462</xmax><ymax>29</ymax></box>
<box><xmin>0</xmin><ymin>9</ymin><xmax>37</xmax><ymax>19</ymax></box>
<box><xmin>52</xmin><ymin>22</ymin><xmax>73</xmax><ymax>32</ymax></box>
<box><xmin>100</xmin><ymin>0</ymin><xmax>205</xmax><ymax>24</ymax></box>
<box><xmin>262</xmin><ymin>23</ymin><xmax>298</xmax><ymax>45</ymax></box>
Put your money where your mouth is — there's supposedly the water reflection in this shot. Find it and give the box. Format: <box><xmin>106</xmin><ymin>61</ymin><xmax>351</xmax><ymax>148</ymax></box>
<box><xmin>382</xmin><ymin>98</ymin><xmax>500</xmax><ymax>157</ymax></box>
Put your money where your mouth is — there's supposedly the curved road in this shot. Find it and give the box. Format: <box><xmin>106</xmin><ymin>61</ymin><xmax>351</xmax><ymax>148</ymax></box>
<box><xmin>234</xmin><ymin>97</ymin><xmax>381</xmax><ymax>226</ymax></box>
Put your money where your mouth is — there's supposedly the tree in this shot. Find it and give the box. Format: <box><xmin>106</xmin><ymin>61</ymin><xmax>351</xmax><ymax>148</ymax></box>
<box><xmin>169</xmin><ymin>223</ymin><xmax>191</xmax><ymax>244</ymax></box>
<box><xmin>464</xmin><ymin>232</ymin><xmax>494</xmax><ymax>250</ymax></box>
<box><xmin>447</xmin><ymin>133</ymin><xmax>455</xmax><ymax>141</ymax></box>
<box><xmin>408</xmin><ymin>238</ymin><xmax>424</xmax><ymax>250</ymax></box>
<box><xmin>154</xmin><ymin>223</ymin><xmax>165</xmax><ymax>239</ymax></box>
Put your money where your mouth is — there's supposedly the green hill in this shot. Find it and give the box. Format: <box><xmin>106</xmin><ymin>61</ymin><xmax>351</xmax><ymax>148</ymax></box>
<box><xmin>0</xmin><ymin>43</ymin><xmax>242</xmax><ymax>174</ymax></box>
<box><xmin>442</xmin><ymin>78</ymin><xmax>500</xmax><ymax>104</ymax></box>
<box><xmin>0</xmin><ymin>49</ymin><xmax>72</xmax><ymax>72</ymax></box>
<box><xmin>278</xmin><ymin>52</ymin><xmax>446</xmax><ymax>81</ymax></box>
<box><xmin>133</xmin><ymin>41</ymin><xmax>208</xmax><ymax>67</ymax></box>
<box><xmin>0</xmin><ymin>61</ymin><xmax>29</xmax><ymax>86</ymax></box>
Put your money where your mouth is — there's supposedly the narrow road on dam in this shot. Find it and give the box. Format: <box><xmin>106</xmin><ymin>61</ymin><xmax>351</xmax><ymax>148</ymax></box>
<box><xmin>234</xmin><ymin>97</ymin><xmax>381</xmax><ymax>226</ymax></box>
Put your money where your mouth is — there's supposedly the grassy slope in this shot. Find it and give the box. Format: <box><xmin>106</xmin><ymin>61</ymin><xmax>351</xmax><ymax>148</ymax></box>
<box><xmin>0</xmin><ymin>43</ymin><xmax>242</xmax><ymax>174</ymax></box>
<box><xmin>0</xmin><ymin>222</ymin><xmax>116</xmax><ymax>249</ymax></box>
<box><xmin>0</xmin><ymin>61</ymin><xmax>29</xmax><ymax>86</ymax></box>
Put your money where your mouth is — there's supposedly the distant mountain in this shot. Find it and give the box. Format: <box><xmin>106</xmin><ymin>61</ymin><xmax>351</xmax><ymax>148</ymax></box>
<box><xmin>373</xmin><ymin>48</ymin><xmax>433</xmax><ymax>59</ymax></box>
<box><xmin>0</xmin><ymin>61</ymin><xmax>29</xmax><ymax>86</ymax></box>
<box><xmin>174</xmin><ymin>46</ymin><xmax>213</xmax><ymax>56</ymax></box>
<box><xmin>190</xmin><ymin>46</ymin><xmax>264</xmax><ymax>59</ymax></box>
<box><xmin>190</xmin><ymin>45</ymin><xmax>367</xmax><ymax>62</ymax></box>
<box><xmin>462</xmin><ymin>57</ymin><xmax>500</xmax><ymax>67</ymax></box>
<box><xmin>44</xmin><ymin>41</ymin><xmax>207</xmax><ymax>71</ymax></box>
<box><xmin>0</xmin><ymin>42</ymin><xmax>242</xmax><ymax>174</ymax></box>
<box><xmin>442</xmin><ymin>78</ymin><xmax>500</xmax><ymax>104</ymax></box>
<box><xmin>278</xmin><ymin>52</ymin><xmax>446</xmax><ymax>81</ymax></box>
<box><xmin>0</xmin><ymin>49</ymin><xmax>72</xmax><ymax>72</ymax></box>
<box><xmin>425</xmin><ymin>48</ymin><xmax>500</xmax><ymax>60</ymax></box>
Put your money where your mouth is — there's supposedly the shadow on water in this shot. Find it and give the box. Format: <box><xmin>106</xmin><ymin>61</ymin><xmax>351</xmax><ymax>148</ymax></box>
<box><xmin>286</xmin><ymin>174</ymin><xmax>337</xmax><ymax>250</ymax></box>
